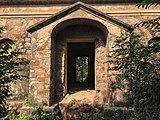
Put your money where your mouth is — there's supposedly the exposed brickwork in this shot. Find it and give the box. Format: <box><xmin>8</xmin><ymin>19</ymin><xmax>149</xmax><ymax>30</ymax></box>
<box><xmin>0</xmin><ymin>3</ymin><xmax>159</xmax><ymax>107</ymax></box>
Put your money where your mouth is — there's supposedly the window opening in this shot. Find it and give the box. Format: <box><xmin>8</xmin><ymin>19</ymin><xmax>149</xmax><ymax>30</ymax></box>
<box><xmin>75</xmin><ymin>56</ymin><xmax>90</xmax><ymax>83</ymax></box>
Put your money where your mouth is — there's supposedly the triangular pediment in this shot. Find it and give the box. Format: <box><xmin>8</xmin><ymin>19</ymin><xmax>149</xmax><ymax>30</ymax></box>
<box><xmin>27</xmin><ymin>1</ymin><xmax>133</xmax><ymax>33</ymax></box>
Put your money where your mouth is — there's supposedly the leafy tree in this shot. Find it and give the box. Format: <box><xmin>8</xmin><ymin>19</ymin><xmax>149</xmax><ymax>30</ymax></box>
<box><xmin>108</xmin><ymin>31</ymin><xmax>160</xmax><ymax>119</ymax></box>
<box><xmin>0</xmin><ymin>27</ymin><xmax>26</xmax><ymax>118</ymax></box>
<box><xmin>76</xmin><ymin>57</ymin><xmax>89</xmax><ymax>82</ymax></box>
<box><xmin>137</xmin><ymin>0</ymin><xmax>160</xmax><ymax>8</ymax></box>
<box><xmin>108</xmin><ymin>1</ymin><xmax>160</xmax><ymax>119</ymax></box>
<box><xmin>136</xmin><ymin>0</ymin><xmax>160</xmax><ymax>35</ymax></box>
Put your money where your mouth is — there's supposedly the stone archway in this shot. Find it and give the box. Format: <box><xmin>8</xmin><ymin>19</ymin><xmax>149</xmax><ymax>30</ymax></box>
<box><xmin>25</xmin><ymin>2</ymin><xmax>133</xmax><ymax>106</ymax></box>
<box><xmin>50</xmin><ymin>18</ymin><xmax>108</xmax><ymax>104</ymax></box>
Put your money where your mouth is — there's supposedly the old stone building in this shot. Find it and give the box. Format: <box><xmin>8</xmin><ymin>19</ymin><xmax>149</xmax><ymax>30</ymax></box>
<box><xmin>0</xmin><ymin>0</ymin><xmax>159</xmax><ymax>109</ymax></box>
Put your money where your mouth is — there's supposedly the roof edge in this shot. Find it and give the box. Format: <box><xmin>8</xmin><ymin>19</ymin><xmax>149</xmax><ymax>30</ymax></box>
<box><xmin>27</xmin><ymin>1</ymin><xmax>133</xmax><ymax>33</ymax></box>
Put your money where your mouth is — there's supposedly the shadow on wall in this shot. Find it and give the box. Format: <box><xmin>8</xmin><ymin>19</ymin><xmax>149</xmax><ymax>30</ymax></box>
<box><xmin>9</xmin><ymin>58</ymin><xmax>30</xmax><ymax>101</ymax></box>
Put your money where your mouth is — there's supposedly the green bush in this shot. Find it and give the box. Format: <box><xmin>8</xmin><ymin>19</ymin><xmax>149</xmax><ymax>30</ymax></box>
<box><xmin>90</xmin><ymin>107</ymin><xmax>133</xmax><ymax>120</ymax></box>
<box><xmin>105</xmin><ymin>109</ymin><xmax>133</xmax><ymax>120</ymax></box>
<box><xmin>1</xmin><ymin>105</ymin><xmax>61</xmax><ymax>120</ymax></box>
<box><xmin>32</xmin><ymin>105</ymin><xmax>61</xmax><ymax>120</ymax></box>
<box><xmin>0</xmin><ymin>27</ymin><xmax>26</xmax><ymax>118</ymax></box>
<box><xmin>1</xmin><ymin>108</ymin><xmax>37</xmax><ymax>120</ymax></box>
<box><xmin>90</xmin><ymin>107</ymin><xmax>105</xmax><ymax>120</ymax></box>
<box><xmin>108</xmin><ymin>32</ymin><xmax>160</xmax><ymax>120</ymax></box>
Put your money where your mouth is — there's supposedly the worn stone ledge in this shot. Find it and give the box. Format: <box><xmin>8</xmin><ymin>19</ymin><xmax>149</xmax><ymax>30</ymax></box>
<box><xmin>0</xmin><ymin>11</ymin><xmax>160</xmax><ymax>18</ymax></box>
<box><xmin>7</xmin><ymin>100</ymin><xmax>58</xmax><ymax>112</ymax></box>
<box><xmin>59</xmin><ymin>101</ymin><xmax>134</xmax><ymax>119</ymax></box>
<box><xmin>105</xmin><ymin>107</ymin><xmax>134</xmax><ymax>111</ymax></box>
<box><xmin>0</xmin><ymin>0</ymin><xmax>142</xmax><ymax>6</ymax></box>
<box><xmin>10</xmin><ymin>104</ymin><xmax>58</xmax><ymax>114</ymax></box>
<box><xmin>7</xmin><ymin>100</ymin><xmax>24</xmax><ymax>108</ymax></box>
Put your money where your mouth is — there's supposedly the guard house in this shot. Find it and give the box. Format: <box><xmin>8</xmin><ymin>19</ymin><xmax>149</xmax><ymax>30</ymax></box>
<box><xmin>0</xmin><ymin>0</ymin><xmax>159</xmax><ymax>106</ymax></box>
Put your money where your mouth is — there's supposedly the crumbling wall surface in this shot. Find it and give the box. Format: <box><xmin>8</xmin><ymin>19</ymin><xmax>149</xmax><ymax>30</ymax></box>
<box><xmin>9</xmin><ymin>62</ymin><xmax>30</xmax><ymax>101</ymax></box>
<box><xmin>0</xmin><ymin>3</ymin><xmax>159</xmax><ymax>106</ymax></box>
<box><xmin>59</xmin><ymin>100</ymin><xmax>101</xmax><ymax>120</ymax></box>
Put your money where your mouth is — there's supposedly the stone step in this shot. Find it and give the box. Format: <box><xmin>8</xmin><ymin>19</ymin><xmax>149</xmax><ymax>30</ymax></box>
<box><xmin>7</xmin><ymin>100</ymin><xmax>24</xmax><ymax>108</ymax></box>
<box><xmin>18</xmin><ymin>104</ymin><xmax>58</xmax><ymax>114</ymax></box>
<box><xmin>7</xmin><ymin>100</ymin><xmax>58</xmax><ymax>114</ymax></box>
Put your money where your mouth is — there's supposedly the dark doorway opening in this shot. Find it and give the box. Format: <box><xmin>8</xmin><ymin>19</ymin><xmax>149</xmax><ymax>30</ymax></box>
<box><xmin>67</xmin><ymin>42</ymin><xmax>95</xmax><ymax>93</ymax></box>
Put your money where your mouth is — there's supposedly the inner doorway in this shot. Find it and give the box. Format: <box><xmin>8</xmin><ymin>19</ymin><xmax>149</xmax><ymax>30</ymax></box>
<box><xmin>67</xmin><ymin>42</ymin><xmax>95</xmax><ymax>93</ymax></box>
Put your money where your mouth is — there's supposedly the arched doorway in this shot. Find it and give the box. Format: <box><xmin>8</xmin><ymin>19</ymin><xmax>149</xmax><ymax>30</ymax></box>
<box><xmin>51</xmin><ymin>18</ymin><xmax>108</xmax><ymax>102</ymax></box>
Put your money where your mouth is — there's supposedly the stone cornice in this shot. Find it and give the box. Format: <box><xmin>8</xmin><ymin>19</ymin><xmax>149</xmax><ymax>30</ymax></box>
<box><xmin>0</xmin><ymin>11</ymin><xmax>160</xmax><ymax>18</ymax></box>
<box><xmin>0</xmin><ymin>0</ymin><xmax>141</xmax><ymax>5</ymax></box>
<box><xmin>0</xmin><ymin>3</ymin><xmax>159</xmax><ymax>18</ymax></box>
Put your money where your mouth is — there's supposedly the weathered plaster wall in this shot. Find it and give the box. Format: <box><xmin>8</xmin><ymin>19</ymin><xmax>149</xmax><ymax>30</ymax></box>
<box><xmin>0</xmin><ymin>3</ymin><xmax>159</xmax><ymax>106</ymax></box>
